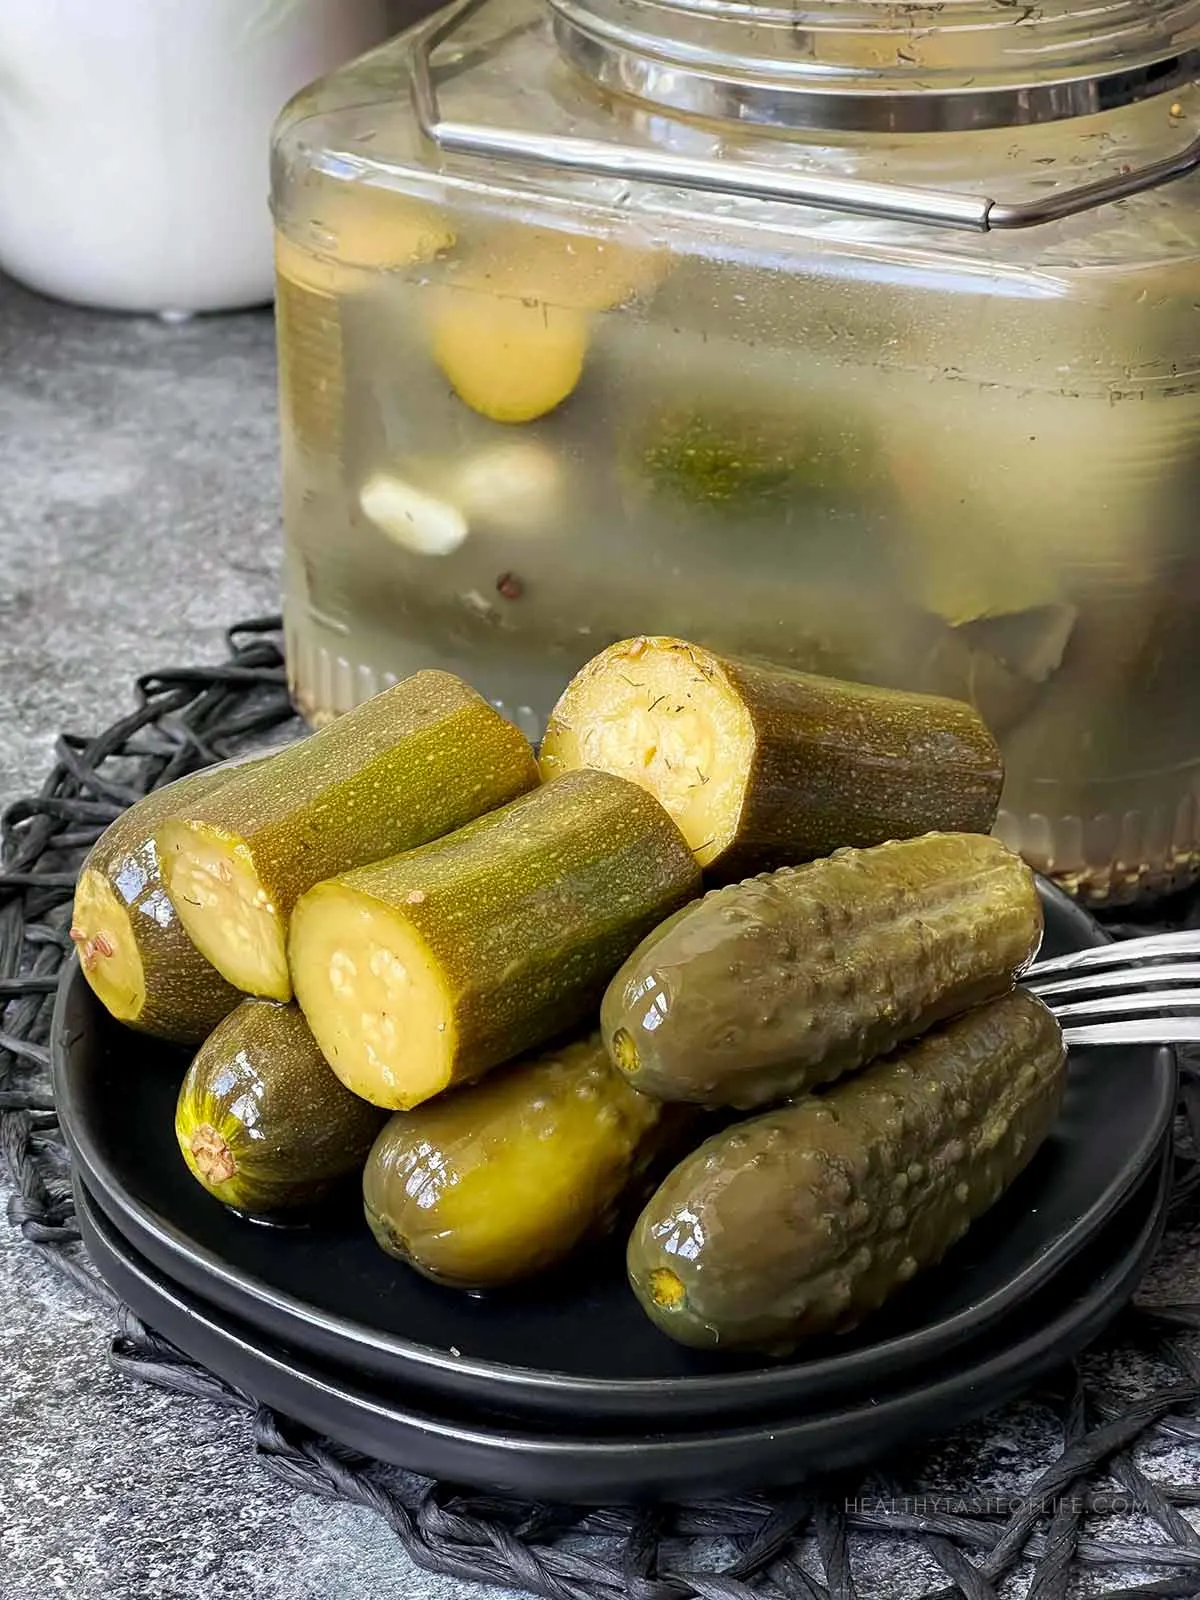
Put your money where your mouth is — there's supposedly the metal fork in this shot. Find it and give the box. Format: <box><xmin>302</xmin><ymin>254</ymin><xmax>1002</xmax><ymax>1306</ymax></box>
<box><xmin>1024</xmin><ymin>930</ymin><xmax>1200</xmax><ymax>1047</ymax></box>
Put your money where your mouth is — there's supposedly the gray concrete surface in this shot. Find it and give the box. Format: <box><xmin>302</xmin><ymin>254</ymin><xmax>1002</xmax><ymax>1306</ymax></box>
<box><xmin>1</xmin><ymin>268</ymin><xmax>1199</xmax><ymax>1600</ymax></box>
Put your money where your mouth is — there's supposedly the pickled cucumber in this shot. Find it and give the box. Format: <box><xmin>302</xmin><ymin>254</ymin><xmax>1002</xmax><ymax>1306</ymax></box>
<box><xmin>176</xmin><ymin>999</ymin><xmax>387</xmax><ymax>1216</ymax></box>
<box><xmin>156</xmin><ymin>671</ymin><xmax>538</xmax><ymax>1002</ymax></box>
<box><xmin>538</xmin><ymin>637</ymin><xmax>1003</xmax><ymax>873</ymax></box>
<box><xmin>71</xmin><ymin>759</ymin><xmax>264</xmax><ymax>1042</ymax></box>
<box><xmin>635</xmin><ymin>406</ymin><xmax>868</xmax><ymax>515</ymax></box>
<box><xmin>628</xmin><ymin>988</ymin><xmax>1067</xmax><ymax>1353</ymax></box>
<box><xmin>602</xmin><ymin>832</ymin><xmax>1042</xmax><ymax>1109</ymax></box>
<box><xmin>288</xmin><ymin>770</ymin><xmax>701</xmax><ymax>1110</ymax></box>
<box><xmin>363</xmin><ymin>1034</ymin><xmax>681</xmax><ymax>1288</ymax></box>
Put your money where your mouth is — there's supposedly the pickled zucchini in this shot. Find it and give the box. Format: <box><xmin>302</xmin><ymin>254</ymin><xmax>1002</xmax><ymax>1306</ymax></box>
<box><xmin>176</xmin><ymin>999</ymin><xmax>386</xmax><ymax>1216</ymax></box>
<box><xmin>363</xmin><ymin>1034</ymin><xmax>680</xmax><ymax>1288</ymax></box>
<box><xmin>288</xmin><ymin>770</ymin><xmax>701</xmax><ymax>1110</ymax></box>
<box><xmin>602</xmin><ymin>832</ymin><xmax>1042</xmax><ymax>1109</ymax></box>
<box><xmin>71</xmin><ymin>759</ymin><xmax>263</xmax><ymax>1042</ymax></box>
<box><xmin>628</xmin><ymin>988</ymin><xmax>1067</xmax><ymax>1353</ymax></box>
<box><xmin>537</xmin><ymin>637</ymin><xmax>1003</xmax><ymax>873</ymax></box>
<box><xmin>431</xmin><ymin>288</ymin><xmax>589</xmax><ymax>424</ymax></box>
<box><xmin>427</xmin><ymin>227</ymin><xmax>664</xmax><ymax>425</ymax></box>
<box><xmin>156</xmin><ymin>671</ymin><xmax>538</xmax><ymax>1002</ymax></box>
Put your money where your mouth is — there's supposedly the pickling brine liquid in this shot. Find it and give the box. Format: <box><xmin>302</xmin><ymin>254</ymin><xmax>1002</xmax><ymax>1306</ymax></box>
<box><xmin>276</xmin><ymin>210</ymin><xmax>1200</xmax><ymax>904</ymax></box>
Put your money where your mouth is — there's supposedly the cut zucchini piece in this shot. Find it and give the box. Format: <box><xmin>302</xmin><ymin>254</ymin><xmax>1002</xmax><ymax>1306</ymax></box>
<box><xmin>290</xmin><ymin>892</ymin><xmax>453</xmax><ymax>1108</ymax></box>
<box><xmin>70</xmin><ymin>759</ymin><xmax>263</xmax><ymax>1041</ymax></box>
<box><xmin>160</xmin><ymin>828</ymin><xmax>291</xmax><ymax>1001</ymax></box>
<box><xmin>427</xmin><ymin>225</ymin><xmax>664</xmax><ymax>423</ymax></box>
<box><xmin>289</xmin><ymin>770</ymin><xmax>701</xmax><ymax>1110</ymax></box>
<box><xmin>539</xmin><ymin>636</ymin><xmax>1004</xmax><ymax>874</ymax></box>
<box><xmin>156</xmin><ymin>671</ymin><xmax>538</xmax><ymax>1001</ymax></box>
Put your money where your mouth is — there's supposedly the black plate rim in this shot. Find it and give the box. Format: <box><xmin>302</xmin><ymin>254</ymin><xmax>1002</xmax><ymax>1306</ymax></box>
<box><xmin>73</xmin><ymin>1153</ymin><xmax>1170</xmax><ymax>1501</ymax></box>
<box><xmin>52</xmin><ymin>874</ymin><xmax>1177</xmax><ymax>1416</ymax></box>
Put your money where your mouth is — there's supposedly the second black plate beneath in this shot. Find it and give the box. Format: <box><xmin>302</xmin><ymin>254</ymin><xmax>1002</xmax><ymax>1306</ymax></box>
<box><xmin>54</xmin><ymin>878</ymin><xmax>1176</xmax><ymax>1425</ymax></box>
<box><xmin>76</xmin><ymin>1150</ymin><xmax>1171</xmax><ymax>1503</ymax></box>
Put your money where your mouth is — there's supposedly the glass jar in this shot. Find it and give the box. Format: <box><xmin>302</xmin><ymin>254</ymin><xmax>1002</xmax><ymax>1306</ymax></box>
<box><xmin>270</xmin><ymin>0</ymin><xmax>1200</xmax><ymax>904</ymax></box>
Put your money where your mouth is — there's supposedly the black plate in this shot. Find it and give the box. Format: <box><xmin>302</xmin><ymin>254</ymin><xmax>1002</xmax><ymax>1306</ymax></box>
<box><xmin>76</xmin><ymin>1150</ymin><xmax>1170</xmax><ymax>1502</ymax></box>
<box><xmin>53</xmin><ymin>877</ymin><xmax>1176</xmax><ymax>1426</ymax></box>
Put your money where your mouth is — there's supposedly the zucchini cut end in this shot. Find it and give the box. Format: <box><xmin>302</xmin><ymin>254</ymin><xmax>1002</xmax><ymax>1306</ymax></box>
<box><xmin>158</xmin><ymin>821</ymin><xmax>291</xmax><ymax>1001</ymax></box>
<box><xmin>71</xmin><ymin>870</ymin><xmax>146</xmax><ymax>1024</ymax></box>
<box><xmin>431</xmin><ymin>289</ymin><xmax>589</xmax><ymax>424</ymax></box>
<box><xmin>538</xmin><ymin>636</ymin><xmax>753</xmax><ymax>869</ymax></box>
<box><xmin>290</xmin><ymin>883</ymin><xmax>454</xmax><ymax>1111</ymax></box>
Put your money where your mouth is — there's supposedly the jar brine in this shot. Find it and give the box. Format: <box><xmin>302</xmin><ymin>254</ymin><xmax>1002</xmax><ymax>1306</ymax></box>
<box><xmin>271</xmin><ymin>0</ymin><xmax>1200</xmax><ymax>903</ymax></box>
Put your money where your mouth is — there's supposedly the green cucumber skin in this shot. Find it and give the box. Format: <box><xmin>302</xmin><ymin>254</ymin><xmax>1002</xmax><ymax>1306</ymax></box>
<box><xmin>158</xmin><ymin>671</ymin><xmax>538</xmax><ymax>919</ymax></box>
<box><xmin>77</xmin><ymin>759</ymin><xmax>264</xmax><ymax>1041</ymax></box>
<box><xmin>601</xmin><ymin>832</ymin><xmax>1042</xmax><ymax>1109</ymax></box>
<box><xmin>641</xmin><ymin>408</ymin><xmax>869</xmax><ymax>509</ymax></box>
<box><xmin>712</xmin><ymin>652</ymin><xmax>1004</xmax><ymax>878</ymax></box>
<box><xmin>312</xmin><ymin>770</ymin><xmax>702</xmax><ymax>1091</ymax></box>
<box><xmin>176</xmin><ymin>999</ymin><xmax>387</xmax><ymax>1215</ymax></box>
<box><xmin>362</xmin><ymin>1034</ymin><xmax>681</xmax><ymax>1289</ymax></box>
<box><xmin>627</xmin><ymin>988</ymin><xmax>1066</xmax><ymax>1354</ymax></box>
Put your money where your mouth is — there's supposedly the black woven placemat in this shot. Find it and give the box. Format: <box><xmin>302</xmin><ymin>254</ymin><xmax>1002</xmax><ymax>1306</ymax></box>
<box><xmin>6</xmin><ymin>616</ymin><xmax>1200</xmax><ymax>1600</ymax></box>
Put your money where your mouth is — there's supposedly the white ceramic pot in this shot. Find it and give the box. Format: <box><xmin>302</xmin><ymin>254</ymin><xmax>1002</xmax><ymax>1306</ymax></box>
<box><xmin>0</xmin><ymin>0</ymin><xmax>396</xmax><ymax>313</ymax></box>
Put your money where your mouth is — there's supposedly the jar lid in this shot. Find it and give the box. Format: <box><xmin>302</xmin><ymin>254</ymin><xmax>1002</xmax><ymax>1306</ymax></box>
<box><xmin>548</xmin><ymin>0</ymin><xmax>1200</xmax><ymax>130</ymax></box>
<box><xmin>413</xmin><ymin>0</ymin><xmax>1200</xmax><ymax>232</ymax></box>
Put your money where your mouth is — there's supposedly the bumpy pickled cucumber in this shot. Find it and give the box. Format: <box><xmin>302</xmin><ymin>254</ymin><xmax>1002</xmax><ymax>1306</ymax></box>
<box><xmin>635</xmin><ymin>406</ymin><xmax>868</xmax><ymax>515</ymax></box>
<box><xmin>538</xmin><ymin>636</ymin><xmax>1003</xmax><ymax>873</ymax></box>
<box><xmin>363</xmin><ymin>1034</ymin><xmax>682</xmax><ymax>1288</ymax></box>
<box><xmin>602</xmin><ymin>832</ymin><xmax>1042</xmax><ymax>1109</ymax></box>
<box><xmin>71</xmin><ymin>759</ymin><xmax>265</xmax><ymax>1042</ymax></box>
<box><xmin>628</xmin><ymin>988</ymin><xmax>1067</xmax><ymax>1353</ymax></box>
<box><xmin>176</xmin><ymin>1000</ymin><xmax>387</xmax><ymax>1216</ymax></box>
<box><xmin>156</xmin><ymin>672</ymin><xmax>538</xmax><ymax>1002</ymax></box>
<box><xmin>288</xmin><ymin>770</ymin><xmax>701</xmax><ymax>1111</ymax></box>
